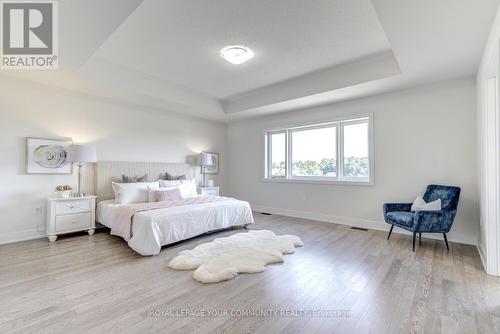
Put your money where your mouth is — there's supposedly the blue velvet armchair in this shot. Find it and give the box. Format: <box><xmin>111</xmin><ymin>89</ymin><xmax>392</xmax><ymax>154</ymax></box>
<box><xmin>383</xmin><ymin>184</ymin><xmax>461</xmax><ymax>251</ymax></box>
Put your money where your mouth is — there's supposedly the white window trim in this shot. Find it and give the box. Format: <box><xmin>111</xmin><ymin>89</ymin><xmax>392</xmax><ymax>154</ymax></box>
<box><xmin>263</xmin><ymin>113</ymin><xmax>374</xmax><ymax>186</ymax></box>
<box><xmin>266</xmin><ymin>129</ymin><xmax>287</xmax><ymax>179</ymax></box>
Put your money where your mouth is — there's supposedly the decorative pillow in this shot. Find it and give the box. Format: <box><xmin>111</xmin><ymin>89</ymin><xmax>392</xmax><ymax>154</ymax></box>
<box><xmin>122</xmin><ymin>174</ymin><xmax>149</xmax><ymax>183</ymax></box>
<box><xmin>159</xmin><ymin>178</ymin><xmax>198</xmax><ymax>198</ymax></box>
<box><xmin>165</xmin><ymin>172</ymin><xmax>187</xmax><ymax>181</ymax></box>
<box><xmin>112</xmin><ymin>181</ymin><xmax>159</xmax><ymax>204</ymax></box>
<box><xmin>155</xmin><ymin>188</ymin><xmax>182</xmax><ymax>202</ymax></box>
<box><xmin>147</xmin><ymin>185</ymin><xmax>179</xmax><ymax>202</ymax></box>
<box><xmin>411</xmin><ymin>196</ymin><xmax>441</xmax><ymax>212</ymax></box>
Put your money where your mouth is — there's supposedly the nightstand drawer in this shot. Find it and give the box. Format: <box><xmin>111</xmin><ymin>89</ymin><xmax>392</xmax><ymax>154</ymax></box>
<box><xmin>55</xmin><ymin>200</ymin><xmax>90</xmax><ymax>215</ymax></box>
<box><xmin>56</xmin><ymin>213</ymin><xmax>91</xmax><ymax>232</ymax></box>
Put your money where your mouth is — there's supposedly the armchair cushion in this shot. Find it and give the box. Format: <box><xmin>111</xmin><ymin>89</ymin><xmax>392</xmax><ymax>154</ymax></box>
<box><xmin>386</xmin><ymin>212</ymin><xmax>415</xmax><ymax>227</ymax></box>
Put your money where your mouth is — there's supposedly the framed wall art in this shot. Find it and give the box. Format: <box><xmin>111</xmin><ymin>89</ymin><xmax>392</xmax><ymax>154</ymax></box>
<box><xmin>26</xmin><ymin>137</ymin><xmax>73</xmax><ymax>174</ymax></box>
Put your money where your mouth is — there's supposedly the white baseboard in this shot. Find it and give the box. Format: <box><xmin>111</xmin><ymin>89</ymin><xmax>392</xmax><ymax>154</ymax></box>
<box><xmin>252</xmin><ymin>205</ymin><xmax>477</xmax><ymax>246</ymax></box>
<box><xmin>0</xmin><ymin>229</ymin><xmax>46</xmax><ymax>245</ymax></box>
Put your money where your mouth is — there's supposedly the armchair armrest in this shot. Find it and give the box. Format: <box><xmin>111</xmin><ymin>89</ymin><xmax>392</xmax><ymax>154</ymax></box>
<box><xmin>414</xmin><ymin>210</ymin><xmax>456</xmax><ymax>233</ymax></box>
<box><xmin>383</xmin><ymin>203</ymin><xmax>413</xmax><ymax>224</ymax></box>
<box><xmin>383</xmin><ymin>203</ymin><xmax>412</xmax><ymax>215</ymax></box>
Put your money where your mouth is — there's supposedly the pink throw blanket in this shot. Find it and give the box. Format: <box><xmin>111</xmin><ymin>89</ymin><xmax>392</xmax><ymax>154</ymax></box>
<box><xmin>111</xmin><ymin>195</ymin><xmax>231</xmax><ymax>241</ymax></box>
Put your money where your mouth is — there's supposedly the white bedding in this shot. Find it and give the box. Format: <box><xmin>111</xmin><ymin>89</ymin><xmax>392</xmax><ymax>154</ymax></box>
<box><xmin>97</xmin><ymin>197</ymin><xmax>254</xmax><ymax>255</ymax></box>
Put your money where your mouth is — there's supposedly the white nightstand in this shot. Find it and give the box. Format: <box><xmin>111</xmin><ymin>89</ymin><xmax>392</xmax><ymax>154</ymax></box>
<box><xmin>199</xmin><ymin>186</ymin><xmax>220</xmax><ymax>196</ymax></box>
<box><xmin>46</xmin><ymin>195</ymin><xmax>97</xmax><ymax>242</ymax></box>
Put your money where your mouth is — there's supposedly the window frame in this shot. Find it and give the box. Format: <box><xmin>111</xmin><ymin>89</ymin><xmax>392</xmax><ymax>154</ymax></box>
<box><xmin>339</xmin><ymin>118</ymin><xmax>371</xmax><ymax>182</ymax></box>
<box><xmin>266</xmin><ymin>130</ymin><xmax>287</xmax><ymax>179</ymax></box>
<box><xmin>263</xmin><ymin>114</ymin><xmax>374</xmax><ymax>185</ymax></box>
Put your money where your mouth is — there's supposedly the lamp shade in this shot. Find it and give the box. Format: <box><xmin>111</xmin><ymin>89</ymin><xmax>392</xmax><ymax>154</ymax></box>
<box><xmin>67</xmin><ymin>145</ymin><xmax>97</xmax><ymax>163</ymax></box>
<box><xmin>198</xmin><ymin>152</ymin><xmax>214</xmax><ymax>166</ymax></box>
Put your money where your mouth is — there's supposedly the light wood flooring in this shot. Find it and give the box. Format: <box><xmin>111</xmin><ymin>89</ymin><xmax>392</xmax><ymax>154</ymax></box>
<box><xmin>1</xmin><ymin>213</ymin><xmax>500</xmax><ymax>334</ymax></box>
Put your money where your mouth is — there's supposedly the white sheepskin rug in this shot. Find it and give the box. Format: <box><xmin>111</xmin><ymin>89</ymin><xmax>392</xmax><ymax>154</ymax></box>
<box><xmin>168</xmin><ymin>230</ymin><xmax>303</xmax><ymax>283</ymax></box>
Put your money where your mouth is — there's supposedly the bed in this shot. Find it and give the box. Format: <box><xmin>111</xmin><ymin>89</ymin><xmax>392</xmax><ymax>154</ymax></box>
<box><xmin>96</xmin><ymin>161</ymin><xmax>254</xmax><ymax>255</ymax></box>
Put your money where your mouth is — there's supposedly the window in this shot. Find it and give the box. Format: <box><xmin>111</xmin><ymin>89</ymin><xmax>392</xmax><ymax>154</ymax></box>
<box><xmin>341</xmin><ymin>121</ymin><xmax>369</xmax><ymax>179</ymax></box>
<box><xmin>267</xmin><ymin>131</ymin><xmax>286</xmax><ymax>178</ymax></box>
<box><xmin>264</xmin><ymin>116</ymin><xmax>372</xmax><ymax>183</ymax></box>
<box><xmin>291</xmin><ymin>125</ymin><xmax>337</xmax><ymax>178</ymax></box>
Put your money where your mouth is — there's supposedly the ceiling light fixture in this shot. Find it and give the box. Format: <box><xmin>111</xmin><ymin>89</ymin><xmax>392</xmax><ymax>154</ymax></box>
<box><xmin>220</xmin><ymin>45</ymin><xmax>254</xmax><ymax>65</ymax></box>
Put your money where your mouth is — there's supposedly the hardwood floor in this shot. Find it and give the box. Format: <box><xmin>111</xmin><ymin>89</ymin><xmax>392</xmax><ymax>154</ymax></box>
<box><xmin>1</xmin><ymin>213</ymin><xmax>500</xmax><ymax>334</ymax></box>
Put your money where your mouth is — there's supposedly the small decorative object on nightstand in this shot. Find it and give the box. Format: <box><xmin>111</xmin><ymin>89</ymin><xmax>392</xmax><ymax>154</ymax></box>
<box><xmin>46</xmin><ymin>195</ymin><xmax>97</xmax><ymax>242</ymax></box>
<box><xmin>199</xmin><ymin>186</ymin><xmax>220</xmax><ymax>196</ymax></box>
<box><xmin>55</xmin><ymin>185</ymin><xmax>72</xmax><ymax>198</ymax></box>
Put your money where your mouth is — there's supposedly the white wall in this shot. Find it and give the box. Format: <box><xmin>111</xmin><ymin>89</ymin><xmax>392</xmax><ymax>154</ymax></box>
<box><xmin>476</xmin><ymin>5</ymin><xmax>500</xmax><ymax>275</ymax></box>
<box><xmin>0</xmin><ymin>76</ymin><xmax>227</xmax><ymax>244</ymax></box>
<box><xmin>0</xmin><ymin>74</ymin><xmax>481</xmax><ymax>249</ymax></box>
<box><xmin>227</xmin><ymin>78</ymin><xmax>479</xmax><ymax>245</ymax></box>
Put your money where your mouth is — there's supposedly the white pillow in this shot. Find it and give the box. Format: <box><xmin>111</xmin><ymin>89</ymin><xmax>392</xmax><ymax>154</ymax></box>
<box><xmin>147</xmin><ymin>186</ymin><xmax>159</xmax><ymax>202</ymax></box>
<box><xmin>159</xmin><ymin>180</ymin><xmax>181</xmax><ymax>187</ymax></box>
<box><xmin>411</xmin><ymin>196</ymin><xmax>441</xmax><ymax>212</ymax></box>
<box><xmin>180</xmin><ymin>179</ymin><xmax>198</xmax><ymax>198</ymax></box>
<box><xmin>159</xmin><ymin>178</ymin><xmax>198</xmax><ymax>198</ymax></box>
<box><xmin>112</xmin><ymin>181</ymin><xmax>159</xmax><ymax>204</ymax></box>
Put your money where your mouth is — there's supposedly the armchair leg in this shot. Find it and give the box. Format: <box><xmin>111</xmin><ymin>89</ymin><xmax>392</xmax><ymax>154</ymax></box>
<box><xmin>387</xmin><ymin>225</ymin><xmax>394</xmax><ymax>240</ymax></box>
<box><xmin>419</xmin><ymin>232</ymin><xmax>422</xmax><ymax>245</ymax></box>
<box><xmin>412</xmin><ymin>232</ymin><xmax>416</xmax><ymax>252</ymax></box>
<box><xmin>443</xmin><ymin>233</ymin><xmax>449</xmax><ymax>251</ymax></box>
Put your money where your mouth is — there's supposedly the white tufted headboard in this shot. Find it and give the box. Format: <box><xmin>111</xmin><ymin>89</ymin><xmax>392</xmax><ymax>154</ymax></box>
<box><xmin>96</xmin><ymin>161</ymin><xmax>198</xmax><ymax>200</ymax></box>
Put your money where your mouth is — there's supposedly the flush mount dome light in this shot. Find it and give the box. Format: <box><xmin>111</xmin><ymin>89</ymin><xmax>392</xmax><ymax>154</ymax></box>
<box><xmin>220</xmin><ymin>45</ymin><xmax>254</xmax><ymax>65</ymax></box>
